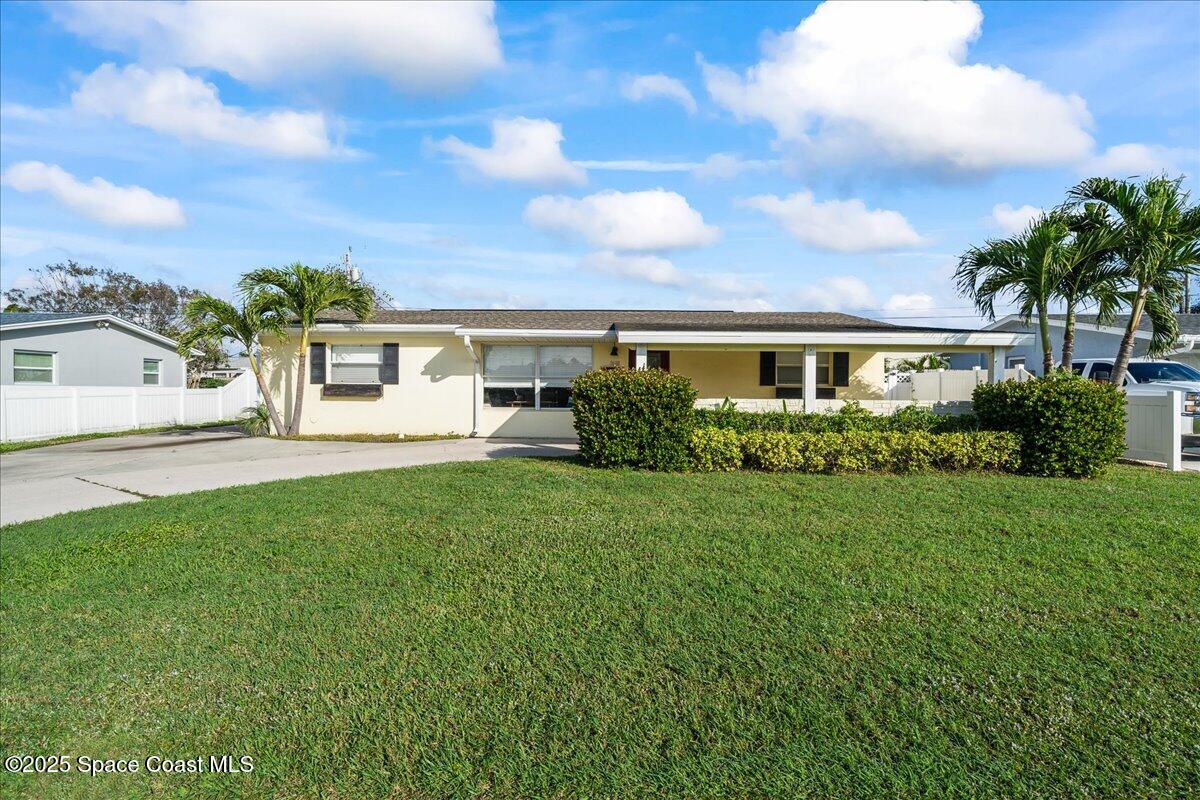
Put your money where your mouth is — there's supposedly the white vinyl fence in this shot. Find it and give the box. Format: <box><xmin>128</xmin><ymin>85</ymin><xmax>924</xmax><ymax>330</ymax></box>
<box><xmin>0</xmin><ymin>371</ymin><xmax>259</xmax><ymax>442</ymax></box>
<box><xmin>904</xmin><ymin>367</ymin><xmax>1032</xmax><ymax>402</ymax></box>
<box><xmin>1124</xmin><ymin>391</ymin><xmax>1183</xmax><ymax>471</ymax></box>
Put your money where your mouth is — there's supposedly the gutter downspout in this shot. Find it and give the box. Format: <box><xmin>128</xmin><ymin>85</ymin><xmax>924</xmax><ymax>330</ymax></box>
<box><xmin>460</xmin><ymin>334</ymin><xmax>480</xmax><ymax>437</ymax></box>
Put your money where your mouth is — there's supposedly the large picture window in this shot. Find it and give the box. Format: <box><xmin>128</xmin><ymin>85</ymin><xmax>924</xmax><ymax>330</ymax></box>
<box><xmin>775</xmin><ymin>351</ymin><xmax>831</xmax><ymax>387</ymax></box>
<box><xmin>330</xmin><ymin>345</ymin><xmax>382</xmax><ymax>384</ymax></box>
<box><xmin>14</xmin><ymin>350</ymin><xmax>54</xmax><ymax>384</ymax></box>
<box><xmin>483</xmin><ymin>344</ymin><xmax>592</xmax><ymax>409</ymax></box>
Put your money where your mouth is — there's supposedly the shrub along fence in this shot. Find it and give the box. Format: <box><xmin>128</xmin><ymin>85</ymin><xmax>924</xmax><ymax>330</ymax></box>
<box><xmin>572</xmin><ymin>368</ymin><xmax>1126</xmax><ymax>478</ymax></box>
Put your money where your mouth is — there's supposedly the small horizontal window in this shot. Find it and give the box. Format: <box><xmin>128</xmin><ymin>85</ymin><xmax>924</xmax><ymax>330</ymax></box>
<box><xmin>484</xmin><ymin>386</ymin><xmax>535</xmax><ymax>408</ymax></box>
<box><xmin>14</xmin><ymin>350</ymin><xmax>54</xmax><ymax>383</ymax></box>
<box><xmin>330</xmin><ymin>345</ymin><xmax>382</xmax><ymax>385</ymax></box>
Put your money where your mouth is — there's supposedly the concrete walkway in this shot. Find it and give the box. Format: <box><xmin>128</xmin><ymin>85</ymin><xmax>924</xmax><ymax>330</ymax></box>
<box><xmin>0</xmin><ymin>429</ymin><xmax>578</xmax><ymax>525</ymax></box>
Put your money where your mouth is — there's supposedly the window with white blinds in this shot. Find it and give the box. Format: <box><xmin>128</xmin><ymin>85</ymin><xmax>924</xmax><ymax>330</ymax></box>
<box><xmin>483</xmin><ymin>344</ymin><xmax>592</xmax><ymax>409</ymax></box>
<box><xmin>330</xmin><ymin>345</ymin><xmax>383</xmax><ymax>384</ymax></box>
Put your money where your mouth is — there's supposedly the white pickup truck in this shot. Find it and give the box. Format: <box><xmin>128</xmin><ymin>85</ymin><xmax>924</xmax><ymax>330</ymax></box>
<box><xmin>1072</xmin><ymin>358</ymin><xmax>1200</xmax><ymax>417</ymax></box>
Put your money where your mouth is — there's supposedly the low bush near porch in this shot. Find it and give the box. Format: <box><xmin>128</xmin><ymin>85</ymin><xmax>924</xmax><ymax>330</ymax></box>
<box><xmin>692</xmin><ymin>428</ymin><xmax>1021</xmax><ymax>474</ymax></box>
<box><xmin>572</xmin><ymin>368</ymin><xmax>697</xmax><ymax>470</ymax></box>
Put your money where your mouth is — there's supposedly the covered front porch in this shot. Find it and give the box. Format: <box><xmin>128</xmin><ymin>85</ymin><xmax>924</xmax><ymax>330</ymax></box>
<box><xmin>617</xmin><ymin>326</ymin><xmax>1031</xmax><ymax>413</ymax></box>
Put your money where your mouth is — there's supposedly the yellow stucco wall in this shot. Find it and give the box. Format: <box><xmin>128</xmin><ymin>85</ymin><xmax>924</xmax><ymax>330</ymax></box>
<box><xmin>263</xmin><ymin>333</ymin><xmax>476</xmax><ymax>436</ymax></box>
<box><xmin>261</xmin><ymin>336</ymin><xmax>896</xmax><ymax>438</ymax></box>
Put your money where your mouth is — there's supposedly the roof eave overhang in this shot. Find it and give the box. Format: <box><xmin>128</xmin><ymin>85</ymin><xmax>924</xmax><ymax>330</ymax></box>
<box><xmin>0</xmin><ymin>313</ymin><xmax>195</xmax><ymax>353</ymax></box>
<box><xmin>617</xmin><ymin>329</ymin><xmax>1033</xmax><ymax>347</ymax></box>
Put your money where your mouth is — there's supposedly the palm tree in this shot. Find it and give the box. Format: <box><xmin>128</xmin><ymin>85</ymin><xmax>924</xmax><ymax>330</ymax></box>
<box><xmin>956</xmin><ymin>214</ymin><xmax>1069</xmax><ymax>375</ymax></box>
<box><xmin>1053</xmin><ymin>204</ymin><xmax>1126</xmax><ymax>369</ymax></box>
<box><xmin>239</xmin><ymin>263</ymin><xmax>375</xmax><ymax>435</ymax></box>
<box><xmin>1067</xmin><ymin>175</ymin><xmax>1200</xmax><ymax>385</ymax></box>
<box><xmin>177</xmin><ymin>293</ymin><xmax>288</xmax><ymax>436</ymax></box>
<box><xmin>894</xmin><ymin>353</ymin><xmax>949</xmax><ymax>372</ymax></box>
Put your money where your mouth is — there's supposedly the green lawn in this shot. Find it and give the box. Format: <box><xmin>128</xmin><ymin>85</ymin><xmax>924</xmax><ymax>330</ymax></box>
<box><xmin>2</xmin><ymin>461</ymin><xmax>1197</xmax><ymax>799</ymax></box>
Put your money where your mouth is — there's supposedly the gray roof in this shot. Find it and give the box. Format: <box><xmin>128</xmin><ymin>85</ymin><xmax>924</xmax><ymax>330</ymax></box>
<box><xmin>1049</xmin><ymin>313</ymin><xmax>1199</xmax><ymax>336</ymax></box>
<box><xmin>316</xmin><ymin>308</ymin><xmax>978</xmax><ymax>334</ymax></box>
<box><xmin>0</xmin><ymin>311</ymin><xmax>103</xmax><ymax>325</ymax></box>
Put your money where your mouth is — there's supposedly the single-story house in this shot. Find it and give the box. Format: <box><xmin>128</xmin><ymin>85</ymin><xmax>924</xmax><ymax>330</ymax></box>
<box><xmin>0</xmin><ymin>311</ymin><xmax>190</xmax><ymax>387</ymax></box>
<box><xmin>262</xmin><ymin>309</ymin><xmax>1030</xmax><ymax>439</ymax></box>
<box><xmin>947</xmin><ymin>313</ymin><xmax>1200</xmax><ymax>374</ymax></box>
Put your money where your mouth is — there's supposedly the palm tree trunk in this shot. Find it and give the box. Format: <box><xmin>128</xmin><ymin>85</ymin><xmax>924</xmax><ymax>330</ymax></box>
<box><xmin>1060</xmin><ymin>304</ymin><xmax>1076</xmax><ymax>371</ymax></box>
<box><xmin>288</xmin><ymin>332</ymin><xmax>308</xmax><ymax>436</ymax></box>
<box><xmin>1110</xmin><ymin>286</ymin><xmax>1147</xmax><ymax>386</ymax></box>
<box><xmin>1038</xmin><ymin>302</ymin><xmax>1054</xmax><ymax>376</ymax></box>
<box><xmin>249</xmin><ymin>353</ymin><xmax>286</xmax><ymax>436</ymax></box>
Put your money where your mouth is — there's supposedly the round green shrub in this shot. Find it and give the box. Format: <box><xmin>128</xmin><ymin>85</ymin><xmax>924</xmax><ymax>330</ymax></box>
<box><xmin>571</xmin><ymin>368</ymin><xmax>698</xmax><ymax>470</ymax></box>
<box><xmin>973</xmin><ymin>373</ymin><xmax>1125</xmax><ymax>478</ymax></box>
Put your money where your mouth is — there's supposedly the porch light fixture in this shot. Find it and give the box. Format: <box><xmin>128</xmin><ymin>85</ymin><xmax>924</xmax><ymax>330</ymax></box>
<box><xmin>610</xmin><ymin>345</ymin><xmax>619</xmax><ymax>356</ymax></box>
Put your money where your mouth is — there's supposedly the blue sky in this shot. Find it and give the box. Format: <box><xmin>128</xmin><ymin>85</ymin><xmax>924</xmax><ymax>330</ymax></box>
<box><xmin>1</xmin><ymin>0</ymin><xmax>1197</xmax><ymax>326</ymax></box>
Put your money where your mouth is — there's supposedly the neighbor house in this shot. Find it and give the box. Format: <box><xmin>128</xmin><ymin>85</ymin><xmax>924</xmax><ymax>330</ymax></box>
<box><xmin>0</xmin><ymin>311</ymin><xmax>190</xmax><ymax>387</ymax></box>
<box><xmin>262</xmin><ymin>309</ymin><xmax>1030</xmax><ymax>438</ymax></box>
<box><xmin>947</xmin><ymin>313</ymin><xmax>1200</xmax><ymax>374</ymax></box>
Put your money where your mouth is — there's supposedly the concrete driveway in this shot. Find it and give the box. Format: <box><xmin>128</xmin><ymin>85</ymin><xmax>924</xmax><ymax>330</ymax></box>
<box><xmin>0</xmin><ymin>429</ymin><xmax>578</xmax><ymax>525</ymax></box>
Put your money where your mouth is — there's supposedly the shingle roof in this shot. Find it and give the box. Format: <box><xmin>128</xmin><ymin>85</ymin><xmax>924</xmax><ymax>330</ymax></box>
<box><xmin>1049</xmin><ymin>313</ymin><xmax>1199</xmax><ymax>336</ymax></box>
<box><xmin>316</xmin><ymin>308</ymin><xmax>979</xmax><ymax>334</ymax></box>
<box><xmin>0</xmin><ymin>311</ymin><xmax>102</xmax><ymax>325</ymax></box>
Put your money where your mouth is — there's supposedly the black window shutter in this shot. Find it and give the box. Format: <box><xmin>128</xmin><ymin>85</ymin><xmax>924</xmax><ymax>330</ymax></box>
<box><xmin>381</xmin><ymin>343</ymin><xmax>399</xmax><ymax>384</ymax></box>
<box><xmin>832</xmin><ymin>352</ymin><xmax>850</xmax><ymax>387</ymax></box>
<box><xmin>759</xmin><ymin>351</ymin><xmax>776</xmax><ymax>386</ymax></box>
<box><xmin>309</xmin><ymin>343</ymin><xmax>326</xmax><ymax>384</ymax></box>
<box><xmin>658</xmin><ymin>350</ymin><xmax>670</xmax><ymax>373</ymax></box>
<box><xmin>628</xmin><ymin>349</ymin><xmax>636</xmax><ymax>369</ymax></box>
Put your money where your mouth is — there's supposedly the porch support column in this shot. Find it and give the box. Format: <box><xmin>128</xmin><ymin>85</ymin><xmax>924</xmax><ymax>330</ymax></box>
<box><xmin>634</xmin><ymin>344</ymin><xmax>647</xmax><ymax>369</ymax></box>
<box><xmin>989</xmin><ymin>346</ymin><xmax>1008</xmax><ymax>383</ymax></box>
<box><xmin>803</xmin><ymin>344</ymin><xmax>817</xmax><ymax>411</ymax></box>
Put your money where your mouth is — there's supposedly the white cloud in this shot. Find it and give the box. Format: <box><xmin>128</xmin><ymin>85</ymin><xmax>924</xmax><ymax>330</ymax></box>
<box><xmin>701</xmin><ymin>1</ymin><xmax>1094</xmax><ymax>171</ymax></box>
<box><xmin>692</xmin><ymin>153</ymin><xmax>777</xmax><ymax>180</ymax></box>
<box><xmin>2</xmin><ymin>161</ymin><xmax>185</xmax><ymax>228</ymax></box>
<box><xmin>54</xmin><ymin>0</ymin><xmax>502</xmax><ymax>92</ymax></box>
<box><xmin>687</xmin><ymin>295</ymin><xmax>777</xmax><ymax>312</ymax></box>
<box><xmin>739</xmin><ymin>191</ymin><xmax>923</xmax><ymax>252</ymax></box>
<box><xmin>431</xmin><ymin>117</ymin><xmax>586</xmax><ymax>185</ymax></box>
<box><xmin>622</xmin><ymin>74</ymin><xmax>698</xmax><ymax>114</ymax></box>
<box><xmin>581</xmin><ymin>251</ymin><xmax>689</xmax><ymax>286</ymax></box>
<box><xmin>524</xmin><ymin>189</ymin><xmax>719</xmax><ymax>251</ymax></box>
<box><xmin>793</xmin><ymin>276</ymin><xmax>876</xmax><ymax>312</ymax></box>
<box><xmin>881</xmin><ymin>293</ymin><xmax>936</xmax><ymax>313</ymax></box>
<box><xmin>694</xmin><ymin>273</ymin><xmax>768</xmax><ymax>298</ymax></box>
<box><xmin>990</xmin><ymin>202</ymin><xmax>1041</xmax><ymax>234</ymax></box>
<box><xmin>1080</xmin><ymin>143</ymin><xmax>1196</xmax><ymax>177</ymax></box>
<box><xmin>789</xmin><ymin>276</ymin><xmax>936</xmax><ymax>315</ymax></box>
<box><xmin>573</xmin><ymin>159</ymin><xmax>700</xmax><ymax>173</ymax></box>
<box><xmin>581</xmin><ymin>252</ymin><xmax>774</xmax><ymax>309</ymax></box>
<box><xmin>72</xmin><ymin>64</ymin><xmax>339</xmax><ymax>158</ymax></box>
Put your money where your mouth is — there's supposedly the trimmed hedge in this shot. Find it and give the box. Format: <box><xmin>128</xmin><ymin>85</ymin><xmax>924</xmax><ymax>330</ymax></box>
<box><xmin>689</xmin><ymin>427</ymin><xmax>743</xmax><ymax>472</ymax></box>
<box><xmin>972</xmin><ymin>373</ymin><xmax>1125</xmax><ymax>478</ymax></box>
<box><xmin>572</xmin><ymin>368</ymin><xmax>698</xmax><ymax>470</ymax></box>
<box><xmin>695</xmin><ymin>401</ymin><xmax>978</xmax><ymax>435</ymax></box>
<box><xmin>691</xmin><ymin>428</ymin><xmax>1021</xmax><ymax>474</ymax></box>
